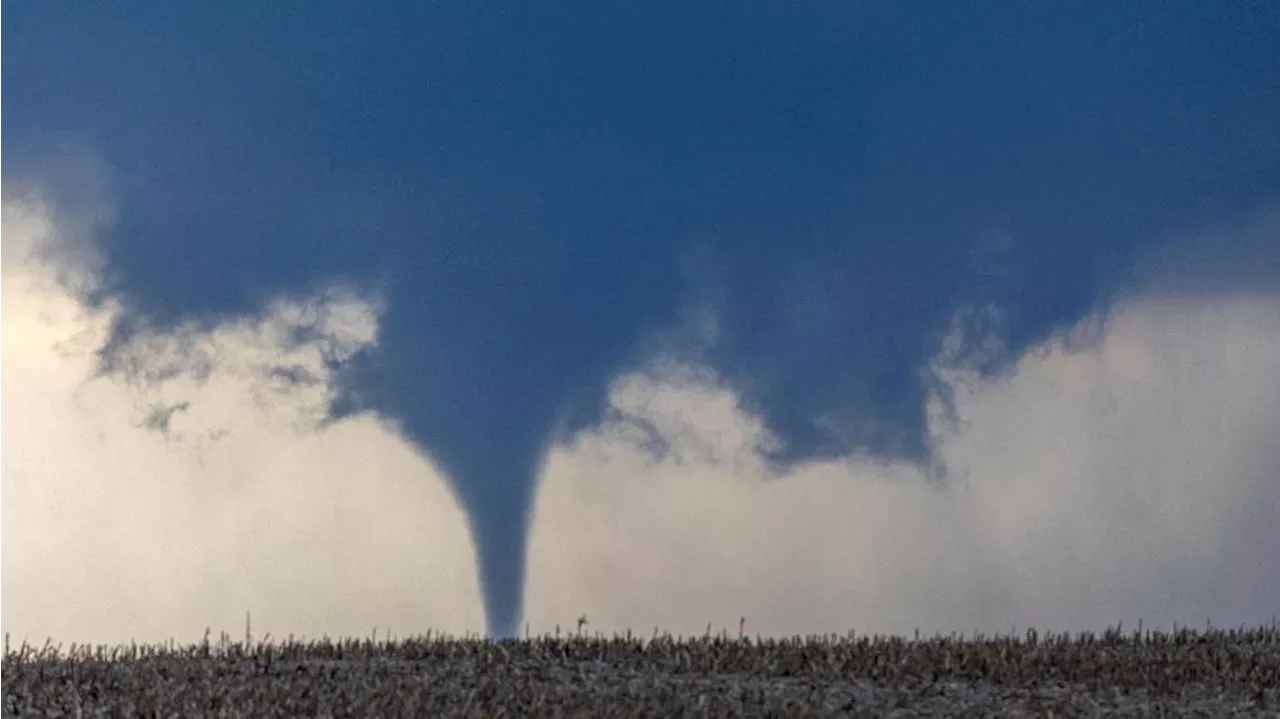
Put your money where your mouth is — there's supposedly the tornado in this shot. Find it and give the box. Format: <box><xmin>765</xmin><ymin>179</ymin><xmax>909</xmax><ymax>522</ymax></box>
<box><xmin>12</xmin><ymin>1</ymin><xmax>1263</xmax><ymax>644</ymax></box>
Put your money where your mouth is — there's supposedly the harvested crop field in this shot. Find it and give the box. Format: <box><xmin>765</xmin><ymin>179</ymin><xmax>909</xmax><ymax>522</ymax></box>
<box><xmin>3</xmin><ymin>624</ymin><xmax>1278</xmax><ymax>717</ymax></box>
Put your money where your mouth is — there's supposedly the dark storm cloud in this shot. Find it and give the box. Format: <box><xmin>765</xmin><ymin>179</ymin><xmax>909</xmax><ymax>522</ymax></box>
<box><xmin>5</xmin><ymin>2</ymin><xmax>1279</xmax><ymax>636</ymax></box>
<box><xmin>1122</xmin><ymin>206</ymin><xmax>1280</xmax><ymax>299</ymax></box>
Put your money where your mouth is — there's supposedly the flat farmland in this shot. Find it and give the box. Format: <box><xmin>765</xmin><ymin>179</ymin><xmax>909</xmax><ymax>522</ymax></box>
<box><xmin>4</xmin><ymin>624</ymin><xmax>1277</xmax><ymax>717</ymax></box>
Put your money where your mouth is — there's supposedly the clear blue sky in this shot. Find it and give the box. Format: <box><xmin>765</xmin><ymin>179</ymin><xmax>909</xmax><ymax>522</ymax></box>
<box><xmin>6</xmin><ymin>2</ymin><xmax>1278</xmax><ymax>637</ymax></box>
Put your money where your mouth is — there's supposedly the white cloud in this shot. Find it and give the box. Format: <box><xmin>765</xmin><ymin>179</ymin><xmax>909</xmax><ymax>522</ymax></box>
<box><xmin>1</xmin><ymin>187</ymin><xmax>484</xmax><ymax>647</ymax></box>
<box><xmin>526</xmin><ymin>287</ymin><xmax>1280</xmax><ymax>639</ymax></box>
<box><xmin>7</xmin><ymin>166</ymin><xmax>1275</xmax><ymax>648</ymax></box>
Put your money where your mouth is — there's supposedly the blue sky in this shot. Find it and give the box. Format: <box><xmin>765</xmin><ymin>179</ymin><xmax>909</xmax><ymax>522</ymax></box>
<box><xmin>5</xmin><ymin>4</ymin><xmax>1279</xmax><ymax>640</ymax></box>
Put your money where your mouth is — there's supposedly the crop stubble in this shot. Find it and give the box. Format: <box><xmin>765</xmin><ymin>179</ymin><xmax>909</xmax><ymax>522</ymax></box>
<box><xmin>3</xmin><ymin>623</ymin><xmax>1277</xmax><ymax>717</ymax></box>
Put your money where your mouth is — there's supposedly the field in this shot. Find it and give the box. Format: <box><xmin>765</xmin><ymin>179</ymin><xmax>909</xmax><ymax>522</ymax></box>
<box><xmin>3</xmin><ymin>623</ymin><xmax>1277</xmax><ymax>717</ymax></box>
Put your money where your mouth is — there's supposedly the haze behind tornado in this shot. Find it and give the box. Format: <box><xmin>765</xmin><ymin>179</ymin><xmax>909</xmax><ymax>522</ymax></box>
<box><xmin>3</xmin><ymin>3</ymin><xmax>1278</xmax><ymax>642</ymax></box>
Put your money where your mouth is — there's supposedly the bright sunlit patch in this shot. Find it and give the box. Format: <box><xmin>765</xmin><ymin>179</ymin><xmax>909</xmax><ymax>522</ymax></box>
<box><xmin>527</xmin><ymin>287</ymin><xmax>1280</xmax><ymax>639</ymax></box>
<box><xmin>1</xmin><ymin>185</ymin><xmax>484</xmax><ymax>646</ymax></box>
